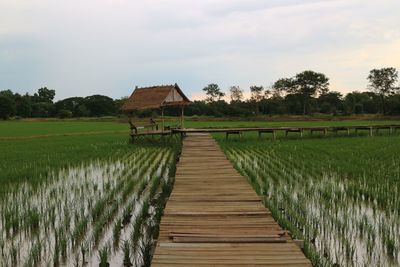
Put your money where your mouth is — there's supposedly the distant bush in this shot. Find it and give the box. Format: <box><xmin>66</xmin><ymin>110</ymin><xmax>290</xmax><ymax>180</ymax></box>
<box><xmin>58</xmin><ymin>109</ymin><xmax>73</xmax><ymax>119</ymax></box>
<box><xmin>0</xmin><ymin>96</ymin><xmax>15</xmax><ymax>120</ymax></box>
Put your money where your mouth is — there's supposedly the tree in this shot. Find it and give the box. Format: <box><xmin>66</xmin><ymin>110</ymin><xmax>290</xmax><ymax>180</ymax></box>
<box><xmin>367</xmin><ymin>67</ymin><xmax>399</xmax><ymax>114</ymax></box>
<box><xmin>31</xmin><ymin>102</ymin><xmax>54</xmax><ymax>117</ymax></box>
<box><xmin>57</xmin><ymin>109</ymin><xmax>73</xmax><ymax>118</ymax></box>
<box><xmin>84</xmin><ymin>95</ymin><xmax>117</xmax><ymax>116</ymax></box>
<box><xmin>262</xmin><ymin>95</ymin><xmax>287</xmax><ymax>115</ymax></box>
<box><xmin>272</xmin><ymin>78</ymin><xmax>294</xmax><ymax>97</ymax></box>
<box><xmin>32</xmin><ymin>87</ymin><xmax>56</xmax><ymax>103</ymax></box>
<box><xmin>344</xmin><ymin>91</ymin><xmax>379</xmax><ymax>114</ymax></box>
<box><xmin>387</xmin><ymin>94</ymin><xmax>400</xmax><ymax>115</ymax></box>
<box><xmin>55</xmin><ymin>97</ymin><xmax>88</xmax><ymax>117</ymax></box>
<box><xmin>250</xmin><ymin>85</ymin><xmax>264</xmax><ymax>115</ymax></box>
<box><xmin>229</xmin><ymin>86</ymin><xmax>244</xmax><ymax>102</ymax></box>
<box><xmin>284</xmin><ymin>93</ymin><xmax>304</xmax><ymax>114</ymax></box>
<box><xmin>29</xmin><ymin>87</ymin><xmax>56</xmax><ymax>117</ymax></box>
<box><xmin>273</xmin><ymin>71</ymin><xmax>329</xmax><ymax>115</ymax></box>
<box><xmin>15</xmin><ymin>94</ymin><xmax>32</xmax><ymax>117</ymax></box>
<box><xmin>0</xmin><ymin>89</ymin><xmax>14</xmax><ymax>99</ymax></box>
<box><xmin>114</xmin><ymin>97</ymin><xmax>129</xmax><ymax>114</ymax></box>
<box><xmin>0</xmin><ymin>96</ymin><xmax>16</xmax><ymax>119</ymax></box>
<box><xmin>0</xmin><ymin>90</ymin><xmax>32</xmax><ymax>118</ymax></box>
<box><xmin>202</xmin><ymin>84</ymin><xmax>225</xmax><ymax>102</ymax></box>
<box><xmin>318</xmin><ymin>91</ymin><xmax>343</xmax><ymax>114</ymax></box>
<box><xmin>294</xmin><ymin>71</ymin><xmax>329</xmax><ymax>114</ymax></box>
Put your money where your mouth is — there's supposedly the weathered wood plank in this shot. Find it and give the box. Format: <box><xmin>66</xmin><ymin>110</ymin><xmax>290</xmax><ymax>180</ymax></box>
<box><xmin>151</xmin><ymin>133</ymin><xmax>311</xmax><ymax>266</ymax></box>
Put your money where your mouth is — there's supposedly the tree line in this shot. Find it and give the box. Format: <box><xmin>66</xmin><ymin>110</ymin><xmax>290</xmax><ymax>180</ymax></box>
<box><xmin>0</xmin><ymin>67</ymin><xmax>399</xmax><ymax>120</ymax></box>
<box><xmin>180</xmin><ymin>67</ymin><xmax>400</xmax><ymax>117</ymax></box>
<box><xmin>0</xmin><ymin>88</ymin><xmax>124</xmax><ymax>120</ymax></box>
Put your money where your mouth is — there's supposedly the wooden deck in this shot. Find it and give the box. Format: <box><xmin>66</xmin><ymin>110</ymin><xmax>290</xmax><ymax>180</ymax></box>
<box><xmin>151</xmin><ymin>133</ymin><xmax>311</xmax><ymax>266</ymax></box>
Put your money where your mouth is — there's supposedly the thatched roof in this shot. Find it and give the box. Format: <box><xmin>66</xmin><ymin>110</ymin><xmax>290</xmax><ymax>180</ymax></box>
<box><xmin>121</xmin><ymin>84</ymin><xmax>191</xmax><ymax>112</ymax></box>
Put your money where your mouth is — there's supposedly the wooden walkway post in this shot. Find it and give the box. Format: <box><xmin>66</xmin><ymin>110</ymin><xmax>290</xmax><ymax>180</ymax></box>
<box><xmin>151</xmin><ymin>133</ymin><xmax>311</xmax><ymax>266</ymax></box>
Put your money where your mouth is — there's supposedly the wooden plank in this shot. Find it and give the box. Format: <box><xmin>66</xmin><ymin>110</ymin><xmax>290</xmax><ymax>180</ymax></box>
<box><xmin>151</xmin><ymin>133</ymin><xmax>311</xmax><ymax>266</ymax></box>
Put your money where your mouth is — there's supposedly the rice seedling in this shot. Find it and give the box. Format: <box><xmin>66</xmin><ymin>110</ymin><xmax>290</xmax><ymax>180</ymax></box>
<box><xmin>73</xmin><ymin>253</ymin><xmax>80</xmax><ymax>267</ymax></box>
<box><xmin>60</xmin><ymin>234</ymin><xmax>68</xmax><ymax>259</ymax></box>
<box><xmin>113</xmin><ymin>218</ymin><xmax>122</xmax><ymax>247</ymax></box>
<box><xmin>122</xmin><ymin>206</ymin><xmax>133</xmax><ymax>225</ymax></box>
<box><xmin>10</xmin><ymin>243</ymin><xmax>18</xmax><ymax>266</ymax></box>
<box><xmin>72</xmin><ymin>217</ymin><xmax>88</xmax><ymax>247</ymax></box>
<box><xmin>80</xmin><ymin>242</ymin><xmax>88</xmax><ymax>265</ymax></box>
<box><xmin>98</xmin><ymin>244</ymin><xmax>110</xmax><ymax>267</ymax></box>
<box><xmin>130</xmin><ymin>212</ymin><xmax>144</xmax><ymax>252</ymax></box>
<box><xmin>53</xmin><ymin>242</ymin><xmax>60</xmax><ymax>267</ymax></box>
<box><xmin>122</xmin><ymin>240</ymin><xmax>132</xmax><ymax>267</ymax></box>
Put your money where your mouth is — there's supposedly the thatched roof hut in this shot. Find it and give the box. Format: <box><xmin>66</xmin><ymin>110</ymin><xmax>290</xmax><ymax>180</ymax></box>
<box><xmin>121</xmin><ymin>83</ymin><xmax>191</xmax><ymax>112</ymax></box>
<box><xmin>122</xmin><ymin>83</ymin><xmax>191</xmax><ymax>129</ymax></box>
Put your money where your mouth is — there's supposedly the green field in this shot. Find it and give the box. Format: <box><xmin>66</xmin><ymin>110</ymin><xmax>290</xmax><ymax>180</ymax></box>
<box><xmin>0</xmin><ymin>121</ymin><xmax>128</xmax><ymax>137</ymax></box>
<box><xmin>1</xmin><ymin>118</ymin><xmax>397</xmax><ymax>189</ymax></box>
<box><xmin>0</xmin><ymin>118</ymin><xmax>397</xmax><ymax>137</ymax></box>
<box><xmin>0</xmin><ymin>118</ymin><xmax>399</xmax><ymax>266</ymax></box>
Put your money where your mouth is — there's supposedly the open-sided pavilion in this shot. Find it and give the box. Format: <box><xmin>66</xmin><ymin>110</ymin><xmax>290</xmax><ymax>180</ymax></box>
<box><xmin>121</xmin><ymin>83</ymin><xmax>191</xmax><ymax>140</ymax></box>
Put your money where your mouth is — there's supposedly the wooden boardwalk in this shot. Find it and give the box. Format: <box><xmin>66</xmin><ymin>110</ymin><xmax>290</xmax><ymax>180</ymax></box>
<box><xmin>152</xmin><ymin>133</ymin><xmax>311</xmax><ymax>266</ymax></box>
<box><xmin>131</xmin><ymin>124</ymin><xmax>400</xmax><ymax>141</ymax></box>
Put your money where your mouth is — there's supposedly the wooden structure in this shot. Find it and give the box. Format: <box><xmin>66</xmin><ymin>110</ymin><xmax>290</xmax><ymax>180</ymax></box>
<box><xmin>121</xmin><ymin>84</ymin><xmax>191</xmax><ymax>140</ymax></box>
<box><xmin>173</xmin><ymin>124</ymin><xmax>400</xmax><ymax>139</ymax></box>
<box><xmin>124</xmin><ymin>123</ymin><xmax>400</xmax><ymax>142</ymax></box>
<box><xmin>128</xmin><ymin>118</ymin><xmax>158</xmax><ymax>135</ymax></box>
<box><xmin>152</xmin><ymin>133</ymin><xmax>312</xmax><ymax>266</ymax></box>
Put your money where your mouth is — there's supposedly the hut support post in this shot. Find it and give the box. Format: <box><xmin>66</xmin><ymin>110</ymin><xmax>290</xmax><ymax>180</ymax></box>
<box><xmin>161</xmin><ymin>107</ymin><xmax>164</xmax><ymax>132</ymax></box>
<box><xmin>181</xmin><ymin>106</ymin><xmax>185</xmax><ymax>129</ymax></box>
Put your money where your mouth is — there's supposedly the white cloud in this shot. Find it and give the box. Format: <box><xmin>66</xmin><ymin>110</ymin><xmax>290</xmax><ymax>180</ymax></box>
<box><xmin>0</xmin><ymin>0</ymin><xmax>399</xmax><ymax>99</ymax></box>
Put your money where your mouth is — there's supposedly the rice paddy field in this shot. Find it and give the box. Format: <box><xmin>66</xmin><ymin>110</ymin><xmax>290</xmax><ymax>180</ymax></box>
<box><xmin>0</xmin><ymin>120</ymin><xmax>180</xmax><ymax>266</ymax></box>
<box><xmin>0</xmin><ymin>118</ymin><xmax>399</xmax><ymax>266</ymax></box>
<box><xmin>216</xmin><ymin>131</ymin><xmax>400</xmax><ymax>266</ymax></box>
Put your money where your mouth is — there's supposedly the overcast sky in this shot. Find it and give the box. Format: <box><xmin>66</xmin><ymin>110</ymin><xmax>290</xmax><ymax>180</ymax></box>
<box><xmin>1</xmin><ymin>0</ymin><xmax>399</xmax><ymax>100</ymax></box>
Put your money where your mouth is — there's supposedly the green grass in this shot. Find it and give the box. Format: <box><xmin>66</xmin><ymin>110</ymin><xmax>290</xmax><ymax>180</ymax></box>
<box><xmin>0</xmin><ymin>121</ymin><xmax>128</xmax><ymax>137</ymax></box>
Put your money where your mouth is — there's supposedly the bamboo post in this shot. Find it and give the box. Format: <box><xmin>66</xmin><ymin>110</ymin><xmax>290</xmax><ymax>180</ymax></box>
<box><xmin>181</xmin><ymin>106</ymin><xmax>184</xmax><ymax>129</ymax></box>
<box><xmin>161</xmin><ymin>107</ymin><xmax>164</xmax><ymax>132</ymax></box>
